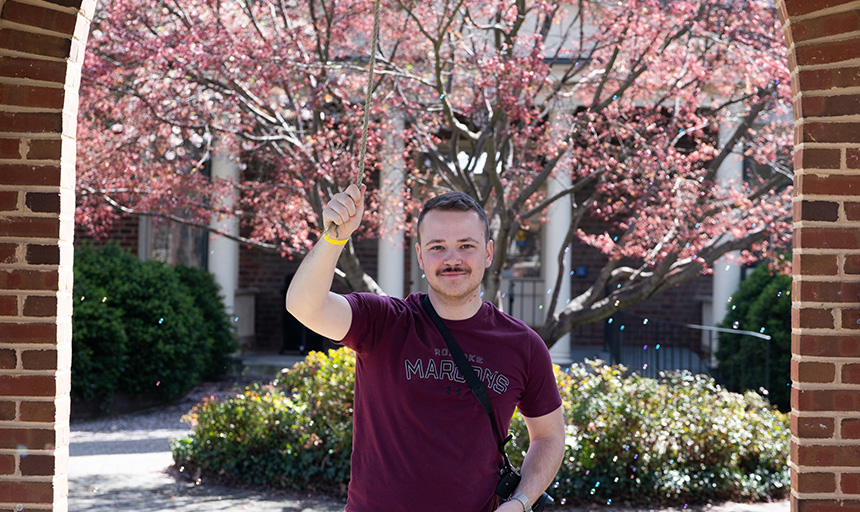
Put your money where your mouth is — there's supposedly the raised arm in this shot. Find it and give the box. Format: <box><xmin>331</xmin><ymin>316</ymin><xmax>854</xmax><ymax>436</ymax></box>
<box><xmin>285</xmin><ymin>184</ymin><xmax>366</xmax><ymax>342</ymax></box>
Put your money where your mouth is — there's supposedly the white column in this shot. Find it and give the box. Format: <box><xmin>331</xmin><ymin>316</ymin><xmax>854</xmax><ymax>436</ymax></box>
<box><xmin>208</xmin><ymin>153</ymin><xmax>240</xmax><ymax>320</ymax></box>
<box><xmin>137</xmin><ymin>216</ymin><xmax>152</xmax><ymax>261</ymax></box>
<box><xmin>543</xmin><ymin>172</ymin><xmax>573</xmax><ymax>364</ymax></box>
<box><xmin>377</xmin><ymin>116</ymin><xmax>406</xmax><ymax>297</ymax></box>
<box><xmin>710</xmin><ymin>114</ymin><xmax>744</xmax><ymax>361</ymax></box>
<box><xmin>410</xmin><ymin>234</ymin><xmax>426</xmax><ymax>294</ymax></box>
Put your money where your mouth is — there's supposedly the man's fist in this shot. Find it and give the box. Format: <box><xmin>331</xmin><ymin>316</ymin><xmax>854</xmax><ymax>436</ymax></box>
<box><xmin>322</xmin><ymin>183</ymin><xmax>366</xmax><ymax>241</ymax></box>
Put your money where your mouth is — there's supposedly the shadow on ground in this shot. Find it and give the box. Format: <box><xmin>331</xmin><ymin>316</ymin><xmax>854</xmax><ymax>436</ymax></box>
<box><xmin>69</xmin><ymin>472</ymin><xmax>346</xmax><ymax>512</ymax></box>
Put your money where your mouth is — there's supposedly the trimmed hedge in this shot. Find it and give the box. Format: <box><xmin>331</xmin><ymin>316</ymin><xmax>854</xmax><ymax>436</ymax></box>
<box><xmin>73</xmin><ymin>243</ymin><xmax>238</xmax><ymax>412</ymax></box>
<box><xmin>171</xmin><ymin>349</ymin><xmax>789</xmax><ymax>505</ymax></box>
<box><xmin>174</xmin><ymin>265</ymin><xmax>239</xmax><ymax>382</ymax></box>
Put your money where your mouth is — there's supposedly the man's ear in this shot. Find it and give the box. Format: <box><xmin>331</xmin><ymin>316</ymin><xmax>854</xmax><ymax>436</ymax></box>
<box><xmin>485</xmin><ymin>239</ymin><xmax>494</xmax><ymax>268</ymax></box>
<box><xmin>415</xmin><ymin>242</ymin><xmax>424</xmax><ymax>270</ymax></box>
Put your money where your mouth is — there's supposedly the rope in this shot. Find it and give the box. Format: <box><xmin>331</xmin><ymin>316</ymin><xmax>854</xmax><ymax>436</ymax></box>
<box><xmin>324</xmin><ymin>0</ymin><xmax>381</xmax><ymax>238</ymax></box>
<box><xmin>356</xmin><ymin>0</ymin><xmax>383</xmax><ymax>186</ymax></box>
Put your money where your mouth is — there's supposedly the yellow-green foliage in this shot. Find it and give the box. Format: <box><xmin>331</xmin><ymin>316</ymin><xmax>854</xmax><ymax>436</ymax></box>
<box><xmin>171</xmin><ymin>349</ymin><xmax>354</xmax><ymax>495</ymax></box>
<box><xmin>173</xmin><ymin>349</ymin><xmax>789</xmax><ymax>504</ymax></box>
<box><xmin>509</xmin><ymin>361</ymin><xmax>789</xmax><ymax>505</ymax></box>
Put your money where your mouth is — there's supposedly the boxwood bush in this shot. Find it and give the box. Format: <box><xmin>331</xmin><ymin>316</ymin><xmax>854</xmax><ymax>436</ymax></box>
<box><xmin>171</xmin><ymin>349</ymin><xmax>789</xmax><ymax>505</ymax></box>
<box><xmin>174</xmin><ymin>265</ymin><xmax>239</xmax><ymax>381</ymax></box>
<box><xmin>73</xmin><ymin>243</ymin><xmax>238</xmax><ymax>412</ymax></box>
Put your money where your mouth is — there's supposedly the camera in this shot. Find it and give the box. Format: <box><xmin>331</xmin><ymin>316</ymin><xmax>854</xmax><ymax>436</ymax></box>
<box><xmin>496</xmin><ymin>467</ymin><xmax>553</xmax><ymax>511</ymax></box>
<box><xmin>495</xmin><ymin>466</ymin><xmax>521</xmax><ymax>498</ymax></box>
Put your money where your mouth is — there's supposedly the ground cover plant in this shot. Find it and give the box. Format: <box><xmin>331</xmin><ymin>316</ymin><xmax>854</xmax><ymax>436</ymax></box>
<box><xmin>172</xmin><ymin>349</ymin><xmax>355</xmax><ymax>495</ymax></box>
<box><xmin>519</xmin><ymin>362</ymin><xmax>790</xmax><ymax>505</ymax></box>
<box><xmin>172</xmin><ymin>348</ymin><xmax>789</xmax><ymax>504</ymax></box>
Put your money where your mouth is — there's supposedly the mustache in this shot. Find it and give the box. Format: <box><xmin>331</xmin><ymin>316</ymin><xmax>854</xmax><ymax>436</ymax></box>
<box><xmin>438</xmin><ymin>267</ymin><xmax>469</xmax><ymax>275</ymax></box>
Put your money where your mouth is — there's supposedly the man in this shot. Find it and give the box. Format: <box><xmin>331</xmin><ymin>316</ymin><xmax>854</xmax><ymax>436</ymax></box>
<box><xmin>286</xmin><ymin>184</ymin><xmax>565</xmax><ymax>512</ymax></box>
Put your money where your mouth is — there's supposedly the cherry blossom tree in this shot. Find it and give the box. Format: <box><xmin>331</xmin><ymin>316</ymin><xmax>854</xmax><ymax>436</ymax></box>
<box><xmin>78</xmin><ymin>0</ymin><xmax>792</xmax><ymax>346</ymax></box>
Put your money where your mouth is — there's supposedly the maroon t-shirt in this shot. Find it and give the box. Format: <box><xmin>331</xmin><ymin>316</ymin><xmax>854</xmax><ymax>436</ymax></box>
<box><xmin>339</xmin><ymin>292</ymin><xmax>562</xmax><ymax>512</ymax></box>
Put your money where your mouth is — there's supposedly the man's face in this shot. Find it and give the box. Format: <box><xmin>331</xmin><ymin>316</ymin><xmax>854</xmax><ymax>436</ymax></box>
<box><xmin>416</xmin><ymin>209</ymin><xmax>493</xmax><ymax>303</ymax></box>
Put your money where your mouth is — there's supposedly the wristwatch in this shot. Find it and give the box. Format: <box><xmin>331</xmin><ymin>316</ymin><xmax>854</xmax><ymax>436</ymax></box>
<box><xmin>510</xmin><ymin>492</ymin><xmax>532</xmax><ymax>512</ymax></box>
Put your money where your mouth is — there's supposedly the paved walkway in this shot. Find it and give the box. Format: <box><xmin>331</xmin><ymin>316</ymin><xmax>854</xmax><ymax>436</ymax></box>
<box><xmin>68</xmin><ymin>362</ymin><xmax>792</xmax><ymax>512</ymax></box>
<box><xmin>68</xmin><ymin>374</ymin><xmax>346</xmax><ymax>511</ymax></box>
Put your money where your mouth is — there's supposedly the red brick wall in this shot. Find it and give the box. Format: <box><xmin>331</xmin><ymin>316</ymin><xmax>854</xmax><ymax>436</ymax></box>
<box><xmin>238</xmin><ymin>245</ymin><xmax>297</xmax><ymax>351</ymax></box>
<box><xmin>238</xmin><ymin>237</ymin><xmax>404</xmax><ymax>351</ymax></box>
<box><xmin>778</xmin><ymin>0</ymin><xmax>860</xmax><ymax>511</ymax></box>
<box><xmin>75</xmin><ymin>215</ymin><xmax>140</xmax><ymax>256</ymax></box>
<box><xmin>0</xmin><ymin>1</ymin><xmax>97</xmax><ymax>510</ymax></box>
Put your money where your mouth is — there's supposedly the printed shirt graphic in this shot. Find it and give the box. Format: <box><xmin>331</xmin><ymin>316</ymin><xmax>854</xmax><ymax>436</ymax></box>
<box><xmin>340</xmin><ymin>292</ymin><xmax>562</xmax><ymax>512</ymax></box>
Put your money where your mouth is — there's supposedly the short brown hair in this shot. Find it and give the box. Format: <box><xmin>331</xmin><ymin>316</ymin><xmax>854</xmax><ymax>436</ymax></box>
<box><xmin>416</xmin><ymin>192</ymin><xmax>490</xmax><ymax>243</ymax></box>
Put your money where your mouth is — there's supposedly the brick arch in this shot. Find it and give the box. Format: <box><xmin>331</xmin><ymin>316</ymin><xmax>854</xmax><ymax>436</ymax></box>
<box><xmin>0</xmin><ymin>0</ymin><xmax>95</xmax><ymax>509</ymax></box>
<box><xmin>777</xmin><ymin>0</ymin><xmax>860</xmax><ymax>511</ymax></box>
<box><xmin>0</xmin><ymin>0</ymin><xmax>858</xmax><ymax>510</ymax></box>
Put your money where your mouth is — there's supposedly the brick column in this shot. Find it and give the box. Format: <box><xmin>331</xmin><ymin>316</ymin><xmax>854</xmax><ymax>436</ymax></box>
<box><xmin>778</xmin><ymin>1</ymin><xmax>860</xmax><ymax>511</ymax></box>
<box><xmin>0</xmin><ymin>1</ymin><xmax>96</xmax><ymax>511</ymax></box>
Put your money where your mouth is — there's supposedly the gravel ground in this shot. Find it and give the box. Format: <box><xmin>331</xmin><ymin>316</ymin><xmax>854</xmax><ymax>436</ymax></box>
<box><xmin>68</xmin><ymin>377</ymin><xmax>790</xmax><ymax>512</ymax></box>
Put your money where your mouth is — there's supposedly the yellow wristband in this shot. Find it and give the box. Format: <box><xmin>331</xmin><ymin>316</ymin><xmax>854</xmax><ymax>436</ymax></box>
<box><xmin>322</xmin><ymin>233</ymin><xmax>348</xmax><ymax>246</ymax></box>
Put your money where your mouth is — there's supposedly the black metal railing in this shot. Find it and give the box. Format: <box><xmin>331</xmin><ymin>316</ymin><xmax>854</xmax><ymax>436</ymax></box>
<box><xmin>606</xmin><ymin>310</ymin><xmax>773</xmax><ymax>383</ymax></box>
<box><xmin>505</xmin><ymin>278</ymin><xmax>549</xmax><ymax>327</ymax></box>
<box><xmin>503</xmin><ymin>278</ymin><xmax>775</xmax><ymax>393</ymax></box>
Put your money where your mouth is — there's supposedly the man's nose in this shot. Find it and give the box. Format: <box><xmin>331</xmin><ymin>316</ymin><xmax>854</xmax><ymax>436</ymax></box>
<box><xmin>443</xmin><ymin>249</ymin><xmax>462</xmax><ymax>265</ymax></box>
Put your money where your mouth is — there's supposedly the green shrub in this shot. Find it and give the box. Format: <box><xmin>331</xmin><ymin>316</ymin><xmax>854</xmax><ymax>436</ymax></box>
<box><xmin>71</xmin><ymin>282</ymin><xmax>128</xmax><ymax>404</ymax></box>
<box><xmin>172</xmin><ymin>349</ymin><xmax>789</xmax><ymax>505</ymax></box>
<box><xmin>507</xmin><ymin>361</ymin><xmax>789</xmax><ymax>506</ymax></box>
<box><xmin>716</xmin><ymin>263</ymin><xmax>792</xmax><ymax>411</ymax></box>
<box><xmin>175</xmin><ymin>265</ymin><xmax>238</xmax><ymax>380</ymax></box>
<box><xmin>172</xmin><ymin>349</ymin><xmax>354</xmax><ymax>495</ymax></box>
<box><xmin>72</xmin><ymin>243</ymin><xmax>238</xmax><ymax>411</ymax></box>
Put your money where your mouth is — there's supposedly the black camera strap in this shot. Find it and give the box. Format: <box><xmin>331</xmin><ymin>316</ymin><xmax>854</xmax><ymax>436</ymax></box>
<box><xmin>421</xmin><ymin>294</ymin><xmax>516</xmax><ymax>472</ymax></box>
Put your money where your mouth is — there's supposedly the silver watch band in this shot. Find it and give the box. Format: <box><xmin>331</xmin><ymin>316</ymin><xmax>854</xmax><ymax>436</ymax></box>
<box><xmin>510</xmin><ymin>491</ymin><xmax>532</xmax><ymax>512</ymax></box>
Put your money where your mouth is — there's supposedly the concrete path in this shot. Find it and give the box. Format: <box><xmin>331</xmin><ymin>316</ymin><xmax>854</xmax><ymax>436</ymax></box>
<box><xmin>68</xmin><ymin>377</ymin><xmax>346</xmax><ymax>511</ymax></box>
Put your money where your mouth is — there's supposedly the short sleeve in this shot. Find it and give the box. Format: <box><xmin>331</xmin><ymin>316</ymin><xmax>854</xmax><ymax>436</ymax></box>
<box><xmin>516</xmin><ymin>333</ymin><xmax>562</xmax><ymax>418</ymax></box>
<box><xmin>340</xmin><ymin>292</ymin><xmax>410</xmax><ymax>355</ymax></box>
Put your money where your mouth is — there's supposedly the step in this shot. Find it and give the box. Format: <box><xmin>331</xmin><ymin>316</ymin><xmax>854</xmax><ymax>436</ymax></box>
<box><xmin>237</xmin><ymin>351</ymin><xmax>307</xmax><ymax>378</ymax></box>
